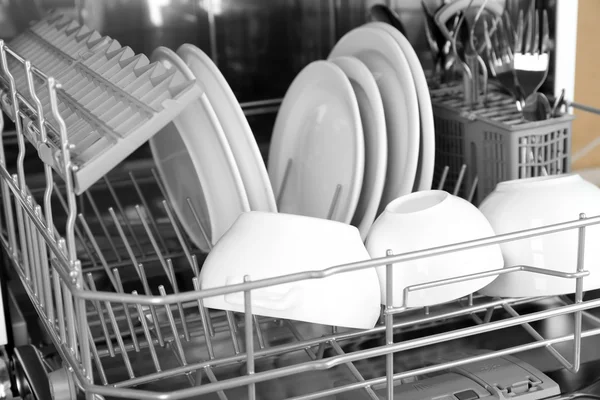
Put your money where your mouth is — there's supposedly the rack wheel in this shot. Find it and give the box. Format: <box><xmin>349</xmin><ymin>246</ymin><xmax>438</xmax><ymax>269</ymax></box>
<box><xmin>48</xmin><ymin>367</ymin><xmax>76</xmax><ymax>400</ymax></box>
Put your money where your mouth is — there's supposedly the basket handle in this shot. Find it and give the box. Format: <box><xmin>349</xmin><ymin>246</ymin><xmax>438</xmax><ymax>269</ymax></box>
<box><xmin>434</xmin><ymin>0</ymin><xmax>504</xmax><ymax>42</ymax></box>
<box><xmin>224</xmin><ymin>276</ymin><xmax>300</xmax><ymax>311</ymax></box>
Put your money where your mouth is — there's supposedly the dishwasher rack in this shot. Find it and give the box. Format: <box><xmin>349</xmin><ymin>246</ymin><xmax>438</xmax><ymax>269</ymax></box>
<box><xmin>1</xmin><ymin>22</ymin><xmax>600</xmax><ymax>400</ymax></box>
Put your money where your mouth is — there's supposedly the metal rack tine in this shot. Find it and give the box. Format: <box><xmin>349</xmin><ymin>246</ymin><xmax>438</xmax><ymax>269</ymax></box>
<box><xmin>276</xmin><ymin>159</ymin><xmax>293</xmax><ymax>208</ymax></box>
<box><xmin>192</xmin><ymin>277</ymin><xmax>215</xmax><ymax>360</ymax></box>
<box><xmin>151</xmin><ymin>167</ymin><xmax>195</xmax><ymax>251</ymax></box>
<box><xmin>166</xmin><ymin>259</ymin><xmax>190</xmax><ymax>341</ymax></box>
<box><xmin>88</xmin><ymin>324</ymin><xmax>108</xmax><ymax>385</ymax></box>
<box><xmin>328</xmin><ymin>340</ymin><xmax>379</xmax><ymax>400</ymax></box>
<box><xmin>84</xmin><ymin>191</ymin><xmax>122</xmax><ymax>261</ymax></box>
<box><xmin>52</xmin><ymin>182</ymin><xmax>96</xmax><ymax>263</ymax></box>
<box><xmin>253</xmin><ymin>315</ymin><xmax>266</xmax><ymax>350</ymax></box>
<box><xmin>467</xmin><ymin>176</ymin><xmax>479</xmax><ymax>204</ymax></box>
<box><xmin>134</xmin><ymin>205</ymin><xmax>173</xmax><ymax>285</ymax></box>
<box><xmin>453</xmin><ymin>164</ymin><xmax>467</xmax><ymax>196</ymax></box>
<box><xmin>192</xmin><ymin>255</ymin><xmax>214</xmax><ymax>337</ymax></box>
<box><xmin>203</xmin><ymin>367</ymin><xmax>229</xmax><ymax>400</ymax></box>
<box><xmin>226</xmin><ymin>310</ymin><xmax>241</xmax><ymax>355</ymax></box>
<box><xmin>53</xmin><ymin>268</ymin><xmax>66</xmax><ymax>343</ymax></box>
<box><xmin>87</xmin><ymin>273</ymin><xmax>116</xmax><ymax>357</ymax></box>
<box><xmin>78</xmin><ymin>213</ymin><xmax>118</xmax><ymax>290</ymax></box>
<box><xmin>23</xmin><ymin>60</ymin><xmax>55</xmax><ymax>237</ymax></box>
<box><xmin>157</xmin><ymin>285</ymin><xmax>195</xmax><ymax>386</ymax></box>
<box><xmin>243</xmin><ymin>275</ymin><xmax>256</xmax><ymax>400</ymax></box>
<box><xmin>12</xmin><ymin>175</ymin><xmax>31</xmax><ymax>282</ymax></box>
<box><xmin>284</xmin><ymin>321</ymin><xmax>317</xmax><ymax>360</ymax></box>
<box><xmin>437</xmin><ymin>166</ymin><xmax>450</xmax><ymax>190</ymax></box>
<box><xmin>327</xmin><ymin>184</ymin><xmax>343</xmax><ymax>221</ymax></box>
<box><xmin>129</xmin><ymin>171</ymin><xmax>168</xmax><ymax>253</ymax></box>
<box><xmin>104</xmin><ymin>298</ymin><xmax>135</xmax><ymax>379</ymax></box>
<box><xmin>162</xmin><ymin>200</ymin><xmax>196</xmax><ymax>276</ymax></box>
<box><xmin>25</xmin><ymin>200</ymin><xmax>40</xmax><ymax>300</ymax></box>
<box><xmin>133</xmin><ymin>291</ymin><xmax>162</xmax><ymax>373</ymax></box>
<box><xmin>138</xmin><ymin>263</ymin><xmax>165</xmax><ymax>347</ymax></box>
<box><xmin>112</xmin><ymin>268</ymin><xmax>140</xmax><ymax>352</ymax></box>
<box><xmin>35</xmin><ymin>205</ymin><xmax>54</xmax><ymax>322</ymax></box>
<box><xmin>186</xmin><ymin>197</ymin><xmax>211</xmax><ymax>250</ymax></box>
<box><xmin>385</xmin><ymin>249</ymin><xmax>394</xmax><ymax>400</ymax></box>
<box><xmin>104</xmin><ymin>176</ymin><xmax>145</xmax><ymax>256</ymax></box>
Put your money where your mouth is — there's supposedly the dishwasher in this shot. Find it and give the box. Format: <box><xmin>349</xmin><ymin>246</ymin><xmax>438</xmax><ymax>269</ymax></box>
<box><xmin>0</xmin><ymin>1</ymin><xmax>599</xmax><ymax>400</ymax></box>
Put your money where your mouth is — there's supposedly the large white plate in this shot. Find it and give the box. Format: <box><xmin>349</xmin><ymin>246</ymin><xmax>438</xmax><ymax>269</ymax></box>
<box><xmin>149</xmin><ymin>47</ymin><xmax>250</xmax><ymax>252</ymax></box>
<box><xmin>369</xmin><ymin>22</ymin><xmax>435</xmax><ymax>192</ymax></box>
<box><xmin>177</xmin><ymin>44</ymin><xmax>277</xmax><ymax>213</ymax></box>
<box><xmin>329</xmin><ymin>56</ymin><xmax>387</xmax><ymax>240</ymax></box>
<box><xmin>268</xmin><ymin>60</ymin><xmax>364</xmax><ymax>223</ymax></box>
<box><xmin>329</xmin><ymin>26</ymin><xmax>420</xmax><ymax>213</ymax></box>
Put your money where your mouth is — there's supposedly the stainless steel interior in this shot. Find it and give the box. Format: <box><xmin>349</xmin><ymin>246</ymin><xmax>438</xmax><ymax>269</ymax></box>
<box><xmin>0</xmin><ymin>1</ymin><xmax>597</xmax><ymax>400</ymax></box>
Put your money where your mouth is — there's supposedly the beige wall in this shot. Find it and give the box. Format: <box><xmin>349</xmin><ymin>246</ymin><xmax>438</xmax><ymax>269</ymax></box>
<box><xmin>573</xmin><ymin>0</ymin><xmax>600</xmax><ymax>170</ymax></box>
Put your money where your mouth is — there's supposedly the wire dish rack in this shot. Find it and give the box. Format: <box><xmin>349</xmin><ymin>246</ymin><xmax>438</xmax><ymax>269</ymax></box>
<box><xmin>1</xmin><ymin>13</ymin><xmax>600</xmax><ymax>400</ymax></box>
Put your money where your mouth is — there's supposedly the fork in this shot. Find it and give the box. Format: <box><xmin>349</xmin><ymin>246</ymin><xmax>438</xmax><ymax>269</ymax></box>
<box><xmin>513</xmin><ymin>2</ymin><xmax>550</xmax><ymax>101</ymax></box>
<box><xmin>483</xmin><ymin>14</ymin><xmax>520</xmax><ymax>103</ymax></box>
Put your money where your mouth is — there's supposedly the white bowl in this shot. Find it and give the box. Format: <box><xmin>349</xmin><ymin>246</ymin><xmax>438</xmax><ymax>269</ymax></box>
<box><xmin>365</xmin><ymin>190</ymin><xmax>503</xmax><ymax>307</ymax></box>
<box><xmin>199</xmin><ymin>212</ymin><xmax>381</xmax><ymax>329</ymax></box>
<box><xmin>479</xmin><ymin>174</ymin><xmax>600</xmax><ymax>297</ymax></box>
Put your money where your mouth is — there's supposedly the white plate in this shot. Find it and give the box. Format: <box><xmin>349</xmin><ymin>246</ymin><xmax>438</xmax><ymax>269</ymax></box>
<box><xmin>177</xmin><ymin>44</ymin><xmax>277</xmax><ymax>213</ymax></box>
<box><xmin>329</xmin><ymin>56</ymin><xmax>387</xmax><ymax>240</ymax></box>
<box><xmin>369</xmin><ymin>22</ymin><xmax>435</xmax><ymax>192</ymax></box>
<box><xmin>329</xmin><ymin>26</ymin><xmax>420</xmax><ymax>212</ymax></box>
<box><xmin>268</xmin><ymin>60</ymin><xmax>364</xmax><ymax>223</ymax></box>
<box><xmin>149</xmin><ymin>47</ymin><xmax>250</xmax><ymax>252</ymax></box>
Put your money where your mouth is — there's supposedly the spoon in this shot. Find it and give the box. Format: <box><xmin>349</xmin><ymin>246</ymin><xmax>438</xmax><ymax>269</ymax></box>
<box><xmin>522</xmin><ymin>92</ymin><xmax>552</xmax><ymax>122</ymax></box>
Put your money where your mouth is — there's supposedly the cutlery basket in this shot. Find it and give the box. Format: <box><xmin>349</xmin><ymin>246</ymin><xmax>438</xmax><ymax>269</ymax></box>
<box><xmin>431</xmin><ymin>85</ymin><xmax>574</xmax><ymax>205</ymax></box>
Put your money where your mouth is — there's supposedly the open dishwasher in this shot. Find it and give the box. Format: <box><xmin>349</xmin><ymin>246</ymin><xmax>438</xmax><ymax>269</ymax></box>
<box><xmin>0</xmin><ymin>1</ymin><xmax>600</xmax><ymax>400</ymax></box>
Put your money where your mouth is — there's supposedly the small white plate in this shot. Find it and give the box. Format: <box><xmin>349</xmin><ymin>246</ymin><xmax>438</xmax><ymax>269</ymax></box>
<box><xmin>369</xmin><ymin>22</ymin><xmax>435</xmax><ymax>192</ymax></box>
<box><xmin>268</xmin><ymin>60</ymin><xmax>364</xmax><ymax>223</ymax></box>
<box><xmin>330</xmin><ymin>56</ymin><xmax>387</xmax><ymax>240</ymax></box>
<box><xmin>329</xmin><ymin>26</ymin><xmax>420</xmax><ymax>213</ymax></box>
<box><xmin>177</xmin><ymin>44</ymin><xmax>277</xmax><ymax>213</ymax></box>
<box><xmin>149</xmin><ymin>47</ymin><xmax>250</xmax><ymax>252</ymax></box>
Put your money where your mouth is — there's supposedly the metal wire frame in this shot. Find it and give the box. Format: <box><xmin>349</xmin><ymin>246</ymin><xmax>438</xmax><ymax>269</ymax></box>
<box><xmin>0</xmin><ymin>38</ymin><xmax>599</xmax><ymax>400</ymax></box>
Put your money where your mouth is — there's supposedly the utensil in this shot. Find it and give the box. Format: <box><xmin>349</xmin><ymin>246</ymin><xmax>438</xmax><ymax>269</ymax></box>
<box><xmin>513</xmin><ymin>2</ymin><xmax>550</xmax><ymax>102</ymax></box>
<box><xmin>370</xmin><ymin>4</ymin><xmax>406</xmax><ymax>36</ymax></box>
<box><xmin>436</xmin><ymin>0</ymin><xmax>502</xmax><ymax>107</ymax></box>
<box><xmin>522</xmin><ymin>92</ymin><xmax>552</xmax><ymax>121</ymax></box>
<box><xmin>552</xmin><ymin>88</ymin><xmax>566</xmax><ymax>117</ymax></box>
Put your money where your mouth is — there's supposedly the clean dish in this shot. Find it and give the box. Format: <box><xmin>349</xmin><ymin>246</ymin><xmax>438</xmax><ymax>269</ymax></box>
<box><xmin>200</xmin><ymin>211</ymin><xmax>381</xmax><ymax>329</ymax></box>
<box><xmin>149</xmin><ymin>47</ymin><xmax>250</xmax><ymax>252</ymax></box>
<box><xmin>479</xmin><ymin>174</ymin><xmax>600</xmax><ymax>297</ymax></box>
<box><xmin>177</xmin><ymin>44</ymin><xmax>277</xmax><ymax>213</ymax></box>
<box><xmin>267</xmin><ymin>60</ymin><xmax>364</xmax><ymax>223</ymax></box>
<box><xmin>330</xmin><ymin>56</ymin><xmax>387</xmax><ymax>240</ymax></box>
<box><xmin>329</xmin><ymin>26</ymin><xmax>420</xmax><ymax>213</ymax></box>
<box><xmin>368</xmin><ymin>22</ymin><xmax>435</xmax><ymax>192</ymax></box>
<box><xmin>365</xmin><ymin>190</ymin><xmax>503</xmax><ymax>307</ymax></box>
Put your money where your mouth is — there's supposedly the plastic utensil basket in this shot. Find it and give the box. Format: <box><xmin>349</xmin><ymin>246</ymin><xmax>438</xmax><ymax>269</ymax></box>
<box><xmin>431</xmin><ymin>86</ymin><xmax>573</xmax><ymax>205</ymax></box>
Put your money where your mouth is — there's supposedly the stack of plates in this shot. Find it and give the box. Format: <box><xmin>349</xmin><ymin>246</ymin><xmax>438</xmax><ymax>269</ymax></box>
<box><xmin>149</xmin><ymin>22</ymin><xmax>434</xmax><ymax>252</ymax></box>
<box><xmin>268</xmin><ymin>22</ymin><xmax>435</xmax><ymax>239</ymax></box>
